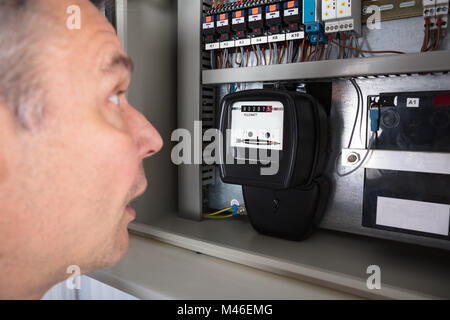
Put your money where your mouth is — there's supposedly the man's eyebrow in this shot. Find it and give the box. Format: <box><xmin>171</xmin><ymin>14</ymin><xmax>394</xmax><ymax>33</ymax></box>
<box><xmin>101</xmin><ymin>53</ymin><xmax>134</xmax><ymax>76</ymax></box>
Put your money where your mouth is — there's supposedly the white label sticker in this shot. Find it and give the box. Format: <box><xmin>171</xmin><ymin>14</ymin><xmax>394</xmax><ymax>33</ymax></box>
<box><xmin>202</xmin><ymin>22</ymin><xmax>214</xmax><ymax>29</ymax></box>
<box><xmin>406</xmin><ymin>98</ymin><xmax>420</xmax><ymax>107</ymax></box>
<box><xmin>284</xmin><ymin>8</ymin><xmax>299</xmax><ymax>16</ymax></box>
<box><xmin>205</xmin><ymin>42</ymin><xmax>220</xmax><ymax>50</ymax></box>
<box><xmin>268</xmin><ymin>34</ymin><xmax>286</xmax><ymax>43</ymax></box>
<box><xmin>399</xmin><ymin>1</ymin><xmax>416</xmax><ymax>8</ymax></box>
<box><xmin>380</xmin><ymin>4</ymin><xmax>394</xmax><ymax>11</ymax></box>
<box><xmin>286</xmin><ymin>31</ymin><xmax>304</xmax><ymax>40</ymax></box>
<box><xmin>266</xmin><ymin>11</ymin><xmax>280</xmax><ymax>19</ymax></box>
<box><xmin>232</xmin><ymin>17</ymin><xmax>245</xmax><ymax>25</ymax></box>
<box><xmin>251</xmin><ymin>36</ymin><xmax>268</xmax><ymax>45</ymax></box>
<box><xmin>376</xmin><ymin>197</ymin><xmax>450</xmax><ymax>236</ymax></box>
<box><xmin>249</xmin><ymin>14</ymin><xmax>262</xmax><ymax>22</ymax></box>
<box><xmin>235</xmin><ymin>38</ymin><xmax>251</xmax><ymax>47</ymax></box>
<box><xmin>216</xmin><ymin>20</ymin><xmax>229</xmax><ymax>27</ymax></box>
<box><xmin>220</xmin><ymin>40</ymin><xmax>235</xmax><ymax>49</ymax></box>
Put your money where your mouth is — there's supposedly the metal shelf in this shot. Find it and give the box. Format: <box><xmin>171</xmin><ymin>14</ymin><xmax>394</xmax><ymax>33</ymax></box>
<box><xmin>202</xmin><ymin>50</ymin><xmax>450</xmax><ymax>84</ymax></box>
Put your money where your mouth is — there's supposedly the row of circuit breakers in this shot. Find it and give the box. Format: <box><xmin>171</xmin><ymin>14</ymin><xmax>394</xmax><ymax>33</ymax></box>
<box><xmin>202</xmin><ymin>0</ymin><xmax>361</xmax><ymax>49</ymax></box>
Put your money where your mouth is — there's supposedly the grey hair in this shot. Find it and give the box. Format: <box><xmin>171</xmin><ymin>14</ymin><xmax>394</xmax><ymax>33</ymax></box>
<box><xmin>0</xmin><ymin>0</ymin><xmax>105</xmax><ymax>128</ymax></box>
<box><xmin>0</xmin><ymin>0</ymin><xmax>48</xmax><ymax>129</ymax></box>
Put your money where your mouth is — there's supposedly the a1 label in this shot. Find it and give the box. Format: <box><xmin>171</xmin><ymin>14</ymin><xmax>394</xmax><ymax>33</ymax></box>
<box><xmin>406</xmin><ymin>98</ymin><xmax>420</xmax><ymax>107</ymax></box>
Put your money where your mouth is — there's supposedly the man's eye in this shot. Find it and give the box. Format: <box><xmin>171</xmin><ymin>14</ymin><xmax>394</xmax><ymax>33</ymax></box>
<box><xmin>109</xmin><ymin>94</ymin><xmax>120</xmax><ymax>107</ymax></box>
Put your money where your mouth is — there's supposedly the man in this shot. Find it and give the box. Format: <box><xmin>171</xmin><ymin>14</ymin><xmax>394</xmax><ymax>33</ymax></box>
<box><xmin>0</xmin><ymin>0</ymin><xmax>163</xmax><ymax>299</ymax></box>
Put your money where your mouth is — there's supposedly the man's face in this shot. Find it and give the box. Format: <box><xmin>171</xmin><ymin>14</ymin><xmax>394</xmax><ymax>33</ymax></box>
<box><xmin>0</xmin><ymin>0</ymin><xmax>162</xmax><ymax>294</ymax></box>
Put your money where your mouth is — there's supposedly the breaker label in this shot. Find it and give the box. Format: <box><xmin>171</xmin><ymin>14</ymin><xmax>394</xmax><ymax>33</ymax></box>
<box><xmin>205</xmin><ymin>42</ymin><xmax>220</xmax><ymax>50</ymax></box>
<box><xmin>220</xmin><ymin>40</ymin><xmax>235</xmax><ymax>49</ymax></box>
<box><xmin>217</xmin><ymin>20</ymin><xmax>229</xmax><ymax>27</ymax></box>
<box><xmin>249</xmin><ymin>14</ymin><xmax>262</xmax><ymax>22</ymax></box>
<box><xmin>266</xmin><ymin>11</ymin><xmax>280</xmax><ymax>19</ymax></box>
<box><xmin>406</xmin><ymin>98</ymin><xmax>420</xmax><ymax>107</ymax></box>
<box><xmin>202</xmin><ymin>22</ymin><xmax>214</xmax><ymax>29</ymax></box>
<box><xmin>232</xmin><ymin>17</ymin><xmax>245</xmax><ymax>24</ymax></box>
<box><xmin>284</xmin><ymin>8</ymin><xmax>299</xmax><ymax>16</ymax></box>
<box><xmin>251</xmin><ymin>36</ymin><xmax>268</xmax><ymax>45</ymax></box>
<box><xmin>236</xmin><ymin>38</ymin><xmax>251</xmax><ymax>47</ymax></box>
<box><xmin>286</xmin><ymin>31</ymin><xmax>304</xmax><ymax>40</ymax></box>
<box><xmin>268</xmin><ymin>34</ymin><xmax>286</xmax><ymax>42</ymax></box>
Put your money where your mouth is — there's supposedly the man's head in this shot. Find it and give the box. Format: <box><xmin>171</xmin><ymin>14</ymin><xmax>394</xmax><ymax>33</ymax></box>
<box><xmin>0</xmin><ymin>0</ymin><xmax>162</xmax><ymax>299</ymax></box>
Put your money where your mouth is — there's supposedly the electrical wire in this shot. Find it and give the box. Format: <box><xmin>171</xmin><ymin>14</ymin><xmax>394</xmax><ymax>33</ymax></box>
<box><xmin>299</xmin><ymin>38</ymin><xmax>307</xmax><ymax>62</ymax></box>
<box><xmin>329</xmin><ymin>38</ymin><xmax>406</xmax><ymax>55</ymax></box>
<box><xmin>347</xmin><ymin>78</ymin><xmax>361</xmax><ymax>149</ymax></box>
<box><xmin>204</xmin><ymin>207</ymin><xmax>232</xmax><ymax>216</ymax></box>
<box><xmin>433</xmin><ymin>18</ymin><xmax>442</xmax><ymax>51</ymax></box>
<box><xmin>252</xmin><ymin>44</ymin><xmax>259</xmax><ymax>66</ymax></box>
<box><xmin>279</xmin><ymin>44</ymin><xmax>286</xmax><ymax>64</ymax></box>
<box><xmin>421</xmin><ymin>19</ymin><xmax>431</xmax><ymax>52</ymax></box>
<box><xmin>203</xmin><ymin>214</ymin><xmax>234</xmax><ymax>219</ymax></box>
<box><xmin>217</xmin><ymin>51</ymin><xmax>222</xmax><ymax>69</ymax></box>
<box><xmin>245</xmin><ymin>48</ymin><xmax>249</xmax><ymax>66</ymax></box>
<box><xmin>268</xmin><ymin>42</ymin><xmax>272</xmax><ymax>65</ymax></box>
<box><xmin>262</xmin><ymin>47</ymin><xmax>267</xmax><ymax>65</ymax></box>
<box><xmin>210</xmin><ymin>50</ymin><xmax>215</xmax><ymax>69</ymax></box>
<box><xmin>352</xmin><ymin>79</ymin><xmax>365</xmax><ymax>145</ymax></box>
<box><xmin>314</xmin><ymin>34</ymin><xmax>320</xmax><ymax>61</ymax></box>
<box><xmin>235</xmin><ymin>47</ymin><xmax>242</xmax><ymax>66</ymax></box>
<box><xmin>341</xmin><ymin>33</ymin><xmax>346</xmax><ymax>59</ymax></box>
<box><xmin>319</xmin><ymin>44</ymin><xmax>324</xmax><ymax>61</ymax></box>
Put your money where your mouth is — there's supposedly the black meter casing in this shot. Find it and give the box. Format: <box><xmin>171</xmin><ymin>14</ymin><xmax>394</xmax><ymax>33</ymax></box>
<box><xmin>218</xmin><ymin>89</ymin><xmax>330</xmax><ymax>240</ymax></box>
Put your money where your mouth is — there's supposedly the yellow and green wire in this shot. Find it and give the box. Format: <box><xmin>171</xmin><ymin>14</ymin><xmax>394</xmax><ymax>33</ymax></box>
<box><xmin>202</xmin><ymin>206</ymin><xmax>237</xmax><ymax>219</ymax></box>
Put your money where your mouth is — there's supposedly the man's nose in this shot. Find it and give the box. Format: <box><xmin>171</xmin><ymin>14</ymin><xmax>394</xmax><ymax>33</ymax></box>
<box><xmin>126</xmin><ymin>106</ymin><xmax>163</xmax><ymax>159</ymax></box>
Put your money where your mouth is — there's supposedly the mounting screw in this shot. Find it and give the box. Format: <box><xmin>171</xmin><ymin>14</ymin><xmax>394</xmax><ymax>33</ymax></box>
<box><xmin>347</xmin><ymin>152</ymin><xmax>360</xmax><ymax>165</ymax></box>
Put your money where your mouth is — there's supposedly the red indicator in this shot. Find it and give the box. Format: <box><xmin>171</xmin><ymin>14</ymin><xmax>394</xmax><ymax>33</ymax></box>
<box><xmin>434</xmin><ymin>95</ymin><xmax>450</xmax><ymax>106</ymax></box>
<box><xmin>219</xmin><ymin>13</ymin><xmax>226</xmax><ymax>21</ymax></box>
<box><xmin>235</xmin><ymin>10</ymin><xmax>242</xmax><ymax>18</ymax></box>
<box><xmin>206</xmin><ymin>16</ymin><xmax>212</xmax><ymax>23</ymax></box>
<box><xmin>252</xmin><ymin>8</ymin><xmax>259</xmax><ymax>15</ymax></box>
<box><xmin>287</xmin><ymin>1</ymin><xmax>296</xmax><ymax>8</ymax></box>
<box><xmin>269</xmin><ymin>4</ymin><xmax>277</xmax><ymax>12</ymax></box>
<box><xmin>267</xmin><ymin>106</ymin><xmax>273</xmax><ymax>113</ymax></box>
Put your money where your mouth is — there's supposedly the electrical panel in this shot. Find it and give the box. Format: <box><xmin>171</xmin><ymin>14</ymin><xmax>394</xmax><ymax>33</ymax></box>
<box><xmin>196</xmin><ymin>0</ymin><xmax>450</xmax><ymax>249</ymax></box>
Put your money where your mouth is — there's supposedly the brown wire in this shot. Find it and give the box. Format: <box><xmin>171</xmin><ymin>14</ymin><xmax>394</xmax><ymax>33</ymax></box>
<box><xmin>279</xmin><ymin>45</ymin><xmax>286</xmax><ymax>64</ymax></box>
<box><xmin>325</xmin><ymin>43</ymin><xmax>330</xmax><ymax>60</ymax></box>
<box><xmin>421</xmin><ymin>22</ymin><xmax>430</xmax><ymax>52</ymax></box>
<box><xmin>252</xmin><ymin>44</ymin><xmax>259</xmax><ymax>66</ymax></box>
<box><xmin>234</xmin><ymin>47</ymin><xmax>242</xmax><ymax>66</ymax></box>
<box><xmin>329</xmin><ymin>38</ymin><xmax>406</xmax><ymax>55</ymax></box>
<box><xmin>433</xmin><ymin>22</ymin><xmax>442</xmax><ymax>51</ymax></box>
<box><xmin>300</xmin><ymin>38</ymin><xmax>307</xmax><ymax>62</ymax></box>
<box><xmin>217</xmin><ymin>52</ymin><xmax>222</xmax><ymax>69</ymax></box>
<box><xmin>305</xmin><ymin>44</ymin><xmax>311</xmax><ymax>61</ymax></box>
<box><xmin>319</xmin><ymin>44</ymin><xmax>324</xmax><ymax>61</ymax></box>
<box><xmin>262</xmin><ymin>47</ymin><xmax>267</xmax><ymax>65</ymax></box>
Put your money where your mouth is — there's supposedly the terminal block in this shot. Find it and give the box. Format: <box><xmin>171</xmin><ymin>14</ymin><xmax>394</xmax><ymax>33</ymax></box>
<box><xmin>322</xmin><ymin>0</ymin><xmax>361</xmax><ymax>34</ymax></box>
